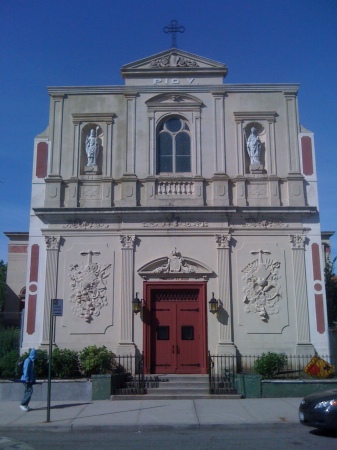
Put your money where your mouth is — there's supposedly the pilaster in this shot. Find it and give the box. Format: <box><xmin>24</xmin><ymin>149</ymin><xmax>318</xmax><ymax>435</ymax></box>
<box><xmin>67</xmin><ymin>177</ymin><xmax>79</xmax><ymax>207</ymax></box>
<box><xmin>212</xmin><ymin>173</ymin><xmax>229</xmax><ymax>206</ymax></box>
<box><xmin>120</xmin><ymin>173</ymin><xmax>138</xmax><ymax>206</ymax></box>
<box><xmin>124</xmin><ymin>93</ymin><xmax>137</xmax><ymax>174</ymax></box>
<box><xmin>45</xmin><ymin>175</ymin><xmax>63</xmax><ymax>207</ymax></box>
<box><xmin>212</xmin><ymin>93</ymin><xmax>226</xmax><ymax>173</ymax></box>
<box><xmin>287</xmin><ymin>174</ymin><xmax>306</xmax><ymax>206</ymax></box>
<box><xmin>215</xmin><ymin>234</ymin><xmax>236</xmax><ymax>355</ymax></box>
<box><xmin>235</xmin><ymin>176</ymin><xmax>247</xmax><ymax>206</ymax></box>
<box><xmin>116</xmin><ymin>235</ymin><xmax>136</xmax><ymax>356</ymax></box>
<box><xmin>290</xmin><ymin>234</ymin><xmax>314</xmax><ymax>355</ymax></box>
<box><xmin>41</xmin><ymin>236</ymin><xmax>61</xmax><ymax>346</ymax></box>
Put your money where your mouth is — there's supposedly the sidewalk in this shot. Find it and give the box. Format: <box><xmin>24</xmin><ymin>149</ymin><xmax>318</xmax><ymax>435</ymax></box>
<box><xmin>0</xmin><ymin>398</ymin><xmax>302</xmax><ymax>431</ymax></box>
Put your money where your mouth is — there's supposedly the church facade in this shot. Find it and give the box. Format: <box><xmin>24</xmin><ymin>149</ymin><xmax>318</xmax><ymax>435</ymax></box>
<box><xmin>22</xmin><ymin>48</ymin><xmax>330</xmax><ymax>374</ymax></box>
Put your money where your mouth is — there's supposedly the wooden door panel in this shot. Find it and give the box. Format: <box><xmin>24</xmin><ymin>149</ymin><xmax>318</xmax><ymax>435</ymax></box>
<box><xmin>151</xmin><ymin>303</ymin><xmax>176</xmax><ymax>373</ymax></box>
<box><xmin>177</xmin><ymin>304</ymin><xmax>201</xmax><ymax>373</ymax></box>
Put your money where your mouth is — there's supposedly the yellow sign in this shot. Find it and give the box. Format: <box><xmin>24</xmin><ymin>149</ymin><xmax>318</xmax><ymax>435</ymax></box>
<box><xmin>304</xmin><ymin>356</ymin><xmax>335</xmax><ymax>378</ymax></box>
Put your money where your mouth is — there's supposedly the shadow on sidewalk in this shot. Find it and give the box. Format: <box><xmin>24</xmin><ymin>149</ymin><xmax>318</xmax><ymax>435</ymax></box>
<box><xmin>31</xmin><ymin>402</ymin><xmax>92</xmax><ymax>411</ymax></box>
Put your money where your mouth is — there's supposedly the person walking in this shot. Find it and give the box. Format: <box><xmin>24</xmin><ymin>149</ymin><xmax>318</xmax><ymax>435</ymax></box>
<box><xmin>20</xmin><ymin>348</ymin><xmax>37</xmax><ymax>411</ymax></box>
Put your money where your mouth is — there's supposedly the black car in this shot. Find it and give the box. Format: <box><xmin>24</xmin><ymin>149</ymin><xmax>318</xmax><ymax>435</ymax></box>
<box><xmin>299</xmin><ymin>389</ymin><xmax>337</xmax><ymax>430</ymax></box>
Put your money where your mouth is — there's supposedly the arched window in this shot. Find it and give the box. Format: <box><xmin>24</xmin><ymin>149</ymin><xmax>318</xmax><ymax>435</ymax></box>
<box><xmin>157</xmin><ymin>117</ymin><xmax>191</xmax><ymax>173</ymax></box>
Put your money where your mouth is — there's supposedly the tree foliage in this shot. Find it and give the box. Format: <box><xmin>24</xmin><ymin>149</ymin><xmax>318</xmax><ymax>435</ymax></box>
<box><xmin>325</xmin><ymin>256</ymin><xmax>337</xmax><ymax>327</ymax></box>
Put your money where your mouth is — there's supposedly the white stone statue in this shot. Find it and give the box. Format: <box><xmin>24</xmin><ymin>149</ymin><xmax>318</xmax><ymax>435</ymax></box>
<box><xmin>85</xmin><ymin>127</ymin><xmax>99</xmax><ymax>166</ymax></box>
<box><xmin>246</xmin><ymin>127</ymin><xmax>261</xmax><ymax>165</ymax></box>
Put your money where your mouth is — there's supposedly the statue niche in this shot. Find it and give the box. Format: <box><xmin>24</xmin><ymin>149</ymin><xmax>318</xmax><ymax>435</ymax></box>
<box><xmin>244</xmin><ymin>122</ymin><xmax>265</xmax><ymax>174</ymax></box>
<box><xmin>81</xmin><ymin>124</ymin><xmax>103</xmax><ymax>175</ymax></box>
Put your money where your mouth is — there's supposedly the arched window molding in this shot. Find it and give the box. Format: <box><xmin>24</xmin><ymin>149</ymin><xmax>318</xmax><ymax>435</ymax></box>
<box><xmin>157</xmin><ymin>115</ymin><xmax>191</xmax><ymax>174</ymax></box>
<box><xmin>146</xmin><ymin>94</ymin><xmax>203</xmax><ymax>176</ymax></box>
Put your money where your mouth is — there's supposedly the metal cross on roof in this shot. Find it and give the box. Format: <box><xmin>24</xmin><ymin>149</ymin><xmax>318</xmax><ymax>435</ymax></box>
<box><xmin>163</xmin><ymin>19</ymin><xmax>185</xmax><ymax>48</ymax></box>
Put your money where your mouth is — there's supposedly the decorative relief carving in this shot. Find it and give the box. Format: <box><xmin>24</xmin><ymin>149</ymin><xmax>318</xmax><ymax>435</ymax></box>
<box><xmin>149</xmin><ymin>55</ymin><xmax>199</xmax><ymax>68</ymax></box>
<box><xmin>170</xmin><ymin>95</ymin><xmax>184</xmax><ymax>102</ymax></box>
<box><xmin>68</xmin><ymin>250</ymin><xmax>111</xmax><ymax>323</ymax></box>
<box><xmin>290</xmin><ymin>234</ymin><xmax>307</xmax><ymax>249</ymax></box>
<box><xmin>120</xmin><ymin>235</ymin><xmax>136</xmax><ymax>249</ymax></box>
<box><xmin>243</xmin><ymin>220</ymin><xmax>288</xmax><ymax>228</ymax></box>
<box><xmin>176</xmin><ymin>56</ymin><xmax>199</xmax><ymax>67</ymax></box>
<box><xmin>45</xmin><ymin>236</ymin><xmax>61</xmax><ymax>250</ymax></box>
<box><xmin>241</xmin><ymin>249</ymin><xmax>281</xmax><ymax>322</ymax></box>
<box><xmin>81</xmin><ymin>185</ymin><xmax>101</xmax><ymax>199</ymax></box>
<box><xmin>149</xmin><ymin>57</ymin><xmax>171</xmax><ymax>68</ymax></box>
<box><xmin>63</xmin><ymin>219</ymin><xmax>109</xmax><ymax>229</ymax></box>
<box><xmin>143</xmin><ymin>216</ymin><xmax>208</xmax><ymax>228</ymax></box>
<box><xmin>154</xmin><ymin>248</ymin><xmax>195</xmax><ymax>274</ymax></box>
<box><xmin>215</xmin><ymin>234</ymin><xmax>232</xmax><ymax>249</ymax></box>
<box><xmin>247</xmin><ymin>183</ymin><xmax>268</xmax><ymax>198</ymax></box>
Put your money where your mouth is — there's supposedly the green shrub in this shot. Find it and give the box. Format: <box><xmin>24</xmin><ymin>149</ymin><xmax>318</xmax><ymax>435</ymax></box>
<box><xmin>0</xmin><ymin>349</ymin><xmax>20</xmax><ymax>379</ymax></box>
<box><xmin>52</xmin><ymin>348</ymin><xmax>80</xmax><ymax>378</ymax></box>
<box><xmin>79</xmin><ymin>345</ymin><xmax>115</xmax><ymax>376</ymax></box>
<box><xmin>20</xmin><ymin>349</ymin><xmax>49</xmax><ymax>379</ymax></box>
<box><xmin>0</xmin><ymin>327</ymin><xmax>20</xmax><ymax>358</ymax></box>
<box><xmin>253</xmin><ymin>352</ymin><xmax>288</xmax><ymax>379</ymax></box>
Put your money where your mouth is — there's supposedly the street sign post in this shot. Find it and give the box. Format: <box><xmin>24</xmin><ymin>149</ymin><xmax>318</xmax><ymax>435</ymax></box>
<box><xmin>47</xmin><ymin>299</ymin><xmax>63</xmax><ymax>422</ymax></box>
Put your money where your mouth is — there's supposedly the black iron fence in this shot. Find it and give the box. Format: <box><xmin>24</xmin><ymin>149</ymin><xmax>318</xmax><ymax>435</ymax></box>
<box><xmin>208</xmin><ymin>353</ymin><xmax>237</xmax><ymax>394</ymax></box>
<box><xmin>112</xmin><ymin>353</ymin><xmax>146</xmax><ymax>395</ymax></box>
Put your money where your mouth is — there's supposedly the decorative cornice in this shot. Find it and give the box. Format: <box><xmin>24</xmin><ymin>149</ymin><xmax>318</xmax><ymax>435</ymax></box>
<box><xmin>72</xmin><ymin>113</ymin><xmax>116</xmax><ymax>124</ymax></box>
<box><xmin>243</xmin><ymin>220</ymin><xmax>288</xmax><ymax>229</ymax></box>
<box><xmin>47</xmin><ymin>84</ymin><xmax>300</xmax><ymax>96</ymax></box>
<box><xmin>63</xmin><ymin>219</ymin><xmax>109</xmax><ymax>229</ymax></box>
<box><xmin>143</xmin><ymin>216</ymin><xmax>208</xmax><ymax>228</ymax></box>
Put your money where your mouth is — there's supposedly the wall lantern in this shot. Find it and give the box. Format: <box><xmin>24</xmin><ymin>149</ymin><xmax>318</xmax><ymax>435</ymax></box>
<box><xmin>209</xmin><ymin>292</ymin><xmax>219</xmax><ymax>314</ymax></box>
<box><xmin>132</xmin><ymin>293</ymin><xmax>143</xmax><ymax>314</ymax></box>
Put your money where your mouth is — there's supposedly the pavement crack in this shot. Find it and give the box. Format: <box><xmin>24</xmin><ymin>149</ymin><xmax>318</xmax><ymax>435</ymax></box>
<box><xmin>192</xmin><ymin>400</ymin><xmax>201</xmax><ymax>428</ymax></box>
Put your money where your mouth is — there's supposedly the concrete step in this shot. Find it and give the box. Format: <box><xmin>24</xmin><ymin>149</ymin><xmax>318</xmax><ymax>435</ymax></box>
<box><xmin>111</xmin><ymin>393</ymin><xmax>242</xmax><ymax>400</ymax></box>
<box><xmin>112</xmin><ymin>373</ymin><xmax>238</xmax><ymax>400</ymax></box>
<box><xmin>131</xmin><ymin>381</ymin><xmax>210</xmax><ymax>389</ymax></box>
<box><xmin>147</xmin><ymin>387</ymin><xmax>209</xmax><ymax>395</ymax></box>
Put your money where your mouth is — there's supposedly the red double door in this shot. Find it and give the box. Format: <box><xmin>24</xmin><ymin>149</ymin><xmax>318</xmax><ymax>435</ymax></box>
<box><xmin>143</xmin><ymin>282</ymin><xmax>208</xmax><ymax>374</ymax></box>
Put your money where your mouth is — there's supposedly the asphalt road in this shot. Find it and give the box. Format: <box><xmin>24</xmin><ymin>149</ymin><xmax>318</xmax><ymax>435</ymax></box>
<box><xmin>1</xmin><ymin>424</ymin><xmax>337</xmax><ymax>450</ymax></box>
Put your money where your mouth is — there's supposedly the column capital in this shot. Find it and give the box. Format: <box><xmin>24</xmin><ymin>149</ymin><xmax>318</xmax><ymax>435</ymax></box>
<box><xmin>290</xmin><ymin>234</ymin><xmax>307</xmax><ymax>250</ymax></box>
<box><xmin>45</xmin><ymin>235</ymin><xmax>61</xmax><ymax>251</ymax></box>
<box><xmin>215</xmin><ymin>234</ymin><xmax>232</xmax><ymax>249</ymax></box>
<box><xmin>120</xmin><ymin>234</ymin><xmax>136</xmax><ymax>249</ymax></box>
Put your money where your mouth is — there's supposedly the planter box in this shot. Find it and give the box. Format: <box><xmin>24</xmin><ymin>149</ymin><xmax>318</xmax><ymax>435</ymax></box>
<box><xmin>92</xmin><ymin>373</ymin><xmax>129</xmax><ymax>400</ymax></box>
<box><xmin>235</xmin><ymin>373</ymin><xmax>262</xmax><ymax>398</ymax></box>
<box><xmin>261</xmin><ymin>379</ymin><xmax>337</xmax><ymax>398</ymax></box>
<box><xmin>92</xmin><ymin>374</ymin><xmax>112</xmax><ymax>400</ymax></box>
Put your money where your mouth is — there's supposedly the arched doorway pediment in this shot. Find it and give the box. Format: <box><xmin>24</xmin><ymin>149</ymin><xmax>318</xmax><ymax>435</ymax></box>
<box><xmin>137</xmin><ymin>248</ymin><xmax>213</xmax><ymax>280</ymax></box>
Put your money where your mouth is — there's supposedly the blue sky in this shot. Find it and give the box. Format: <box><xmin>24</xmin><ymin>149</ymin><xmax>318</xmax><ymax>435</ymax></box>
<box><xmin>0</xmin><ymin>0</ymin><xmax>336</xmax><ymax>263</ymax></box>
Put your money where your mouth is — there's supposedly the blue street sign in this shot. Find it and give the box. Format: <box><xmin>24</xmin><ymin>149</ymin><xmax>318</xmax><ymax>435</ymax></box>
<box><xmin>52</xmin><ymin>299</ymin><xmax>63</xmax><ymax>316</ymax></box>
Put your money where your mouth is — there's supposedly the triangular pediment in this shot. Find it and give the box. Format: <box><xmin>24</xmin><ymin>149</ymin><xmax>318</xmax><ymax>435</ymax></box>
<box><xmin>121</xmin><ymin>48</ymin><xmax>228</xmax><ymax>83</ymax></box>
<box><xmin>137</xmin><ymin>248</ymin><xmax>213</xmax><ymax>280</ymax></box>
